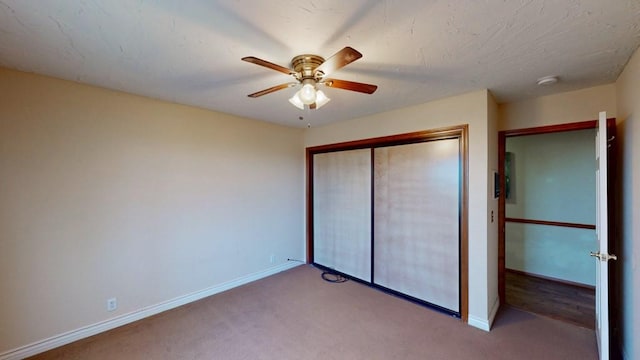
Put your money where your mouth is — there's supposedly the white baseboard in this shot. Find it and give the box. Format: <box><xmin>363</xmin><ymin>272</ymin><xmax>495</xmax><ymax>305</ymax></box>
<box><xmin>487</xmin><ymin>296</ymin><xmax>500</xmax><ymax>329</ymax></box>
<box><xmin>467</xmin><ymin>297</ymin><xmax>500</xmax><ymax>332</ymax></box>
<box><xmin>468</xmin><ymin>314</ymin><xmax>491</xmax><ymax>331</ymax></box>
<box><xmin>0</xmin><ymin>262</ymin><xmax>301</xmax><ymax>360</ymax></box>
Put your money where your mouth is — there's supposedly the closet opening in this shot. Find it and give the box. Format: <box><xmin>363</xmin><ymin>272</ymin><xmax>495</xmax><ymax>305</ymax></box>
<box><xmin>306</xmin><ymin>125</ymin><xmax>468</xmax><ymax>321</ymax></box>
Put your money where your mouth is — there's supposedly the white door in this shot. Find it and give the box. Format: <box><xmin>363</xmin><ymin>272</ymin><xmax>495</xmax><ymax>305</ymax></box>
<box><xmin>592</xmin><ymin>111</ymin><xmax>616</xmax><ymax>360</ymax></box>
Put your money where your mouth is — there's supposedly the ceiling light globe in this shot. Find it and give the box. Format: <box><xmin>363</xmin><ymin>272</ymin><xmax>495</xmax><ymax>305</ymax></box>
<box><xmin>299</xmin><ymin>83</ymin><xmax>317</xmax><ymax>105</ymax></box>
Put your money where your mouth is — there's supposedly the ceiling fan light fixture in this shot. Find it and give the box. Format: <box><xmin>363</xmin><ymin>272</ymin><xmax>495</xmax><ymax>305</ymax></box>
<box><xmin>242</xmin><ymin>47</ymin><xmax>376</xmax><ymax>110</ymax></box>
<box><xmin>315</xmin><ymin>90</ymin><xmax>330</xmax><ymax>108</ymax></box>
<box><xmin>298</xmin><ymin>79</ymin><xmax>317</xmax><ymax>105</ymax></box>
<box><xmin>288</xmin><ymin>92</ymin><xmax>305</xmax><ymax>110</ymax></box>
<box><xmin>289</xmin><ymin>89</ymin><xmax>330</xmax><ymax>110</ymax></box>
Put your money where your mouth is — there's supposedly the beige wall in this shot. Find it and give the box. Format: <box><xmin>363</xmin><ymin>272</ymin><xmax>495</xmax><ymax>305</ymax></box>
<box><xmin>615</xmin><ymin>46</ymin><xmax>640</xmax><ymax>360</ymax></box>
<box><xmin>305</xmin><ymin>90</ymin><xmax>498</xmax><ymax>330</ymax></box>
<box><xmin>0</xmin><ymin>68</ymin><xmax>305</xmax><ymax>355</ymax></box>
<box><xmin>486</xmin><ymin>92</ymin><xmax>500</xmax><ymax>319</ymax></box>
<box><xmin>498</xmin><ymin>84</ymin><xmax>617</xmax><ymax>130</ymax></box>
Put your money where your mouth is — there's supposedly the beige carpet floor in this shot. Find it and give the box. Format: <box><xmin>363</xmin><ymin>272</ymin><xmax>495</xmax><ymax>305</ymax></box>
<box><xmin>28</xmin><ymin>265</ymin><xmax>597</xmax><ymax>360</ymax></box>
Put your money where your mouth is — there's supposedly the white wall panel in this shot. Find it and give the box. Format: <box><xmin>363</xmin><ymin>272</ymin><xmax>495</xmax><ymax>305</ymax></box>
<box><xmin>505</xmin><ymin>223</ymin><xmax>597</xmax><ymax>285</ymax></box>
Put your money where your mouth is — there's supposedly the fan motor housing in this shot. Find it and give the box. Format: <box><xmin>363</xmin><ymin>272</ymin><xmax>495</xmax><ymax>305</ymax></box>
<box><xmin>291</xmin><ymin>54</ymin><xmax>325</xmax><ymax>79</ymax></box>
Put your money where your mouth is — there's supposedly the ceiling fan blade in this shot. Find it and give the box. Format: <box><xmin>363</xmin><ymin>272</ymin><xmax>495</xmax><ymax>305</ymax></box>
<box><xmin>247</xmin><ymin>82</ymin><xmax>298</xmax><ymax>98</ymax></box>
<box><xmin>242</xmin><ymin>56</ymin><xmax>296</xmax><ymax>76</ymax></box>
<box><xmin>314</xmin><ymin>47</ymin><xmax>362</xmax><ymax>78</ymax></box>
<box><xmin>323</xmin><ymin>78</ymin><xmax>378</xmax><ymax>94</ymax></box>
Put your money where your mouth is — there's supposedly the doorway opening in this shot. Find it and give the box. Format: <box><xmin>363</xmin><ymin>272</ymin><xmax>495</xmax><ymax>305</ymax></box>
<box><xmin>498</xmin><ymin>120</ymin><xmax>599</xmax><ymax>329</ymax></box>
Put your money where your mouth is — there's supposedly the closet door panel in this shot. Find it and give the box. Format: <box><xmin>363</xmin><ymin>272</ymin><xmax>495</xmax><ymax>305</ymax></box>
<box><xmin>374</xmin><ymin>139</ymin><xmax>460</xmax><ymax>311</ymax></box>
<box><xmin>313</xmin><ymin>149</ymin><xmax>372</xmax><ymax>281</ymax></box>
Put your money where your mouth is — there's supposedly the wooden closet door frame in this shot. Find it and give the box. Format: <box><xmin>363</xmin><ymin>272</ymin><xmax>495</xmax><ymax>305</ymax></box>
<box><xmin>306</xmin><ymin>125</ymin><xmax>469</xmax><ymax>322</ymax></box>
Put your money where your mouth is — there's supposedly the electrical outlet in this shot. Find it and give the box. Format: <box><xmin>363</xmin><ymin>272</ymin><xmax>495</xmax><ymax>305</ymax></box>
<box><xmin>107</xmin><ymin>297</ymin><xmax>117</xmax><ymax>312</ymax></box>
<box><xmin>270</xmin><ymin>254</ymin><xmax>275</xmax><ymax>264</ymax></box>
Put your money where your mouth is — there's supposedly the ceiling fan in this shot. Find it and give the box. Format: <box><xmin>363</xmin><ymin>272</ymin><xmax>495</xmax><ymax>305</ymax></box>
<box><xmin>241</xmin><ymin>47</ymin><xmax>377</xmax><ymax>110</ymax></box>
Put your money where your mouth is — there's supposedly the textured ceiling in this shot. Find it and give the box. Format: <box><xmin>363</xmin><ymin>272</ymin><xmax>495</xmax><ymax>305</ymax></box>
<box><xmin>1</xmin><ymin>0</ymin><xmax>639</xmax><ymax>128</ymax></box>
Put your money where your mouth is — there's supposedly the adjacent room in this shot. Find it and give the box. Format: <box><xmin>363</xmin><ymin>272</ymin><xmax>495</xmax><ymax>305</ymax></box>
<box><xmin>1</xmin><ymin>1</ymin><xmax>638</xmax><ymax>359</ymax></box>
<box><xmin>503</xmin><ymin>128</ymin><xmax>598</xmax><ymax>328</ymax></box>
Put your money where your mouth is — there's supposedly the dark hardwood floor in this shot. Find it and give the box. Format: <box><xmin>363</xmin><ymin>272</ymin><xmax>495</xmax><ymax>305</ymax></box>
<box><xmin>505</xmin><ymin>270</ymin><xmax>595</xmax><ymax>329</ymax></box>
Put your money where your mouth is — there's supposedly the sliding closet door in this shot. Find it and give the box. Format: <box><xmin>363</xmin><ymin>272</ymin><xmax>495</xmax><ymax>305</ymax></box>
<box><xmin>374</xmin><ymin>139</ymin><xmax>460</xmax><ymax>312</ymax></box>
<box><xmin>313</xmin><ymin>149</ymin><xmax>371</xmax><ymax>281</ymax></box>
